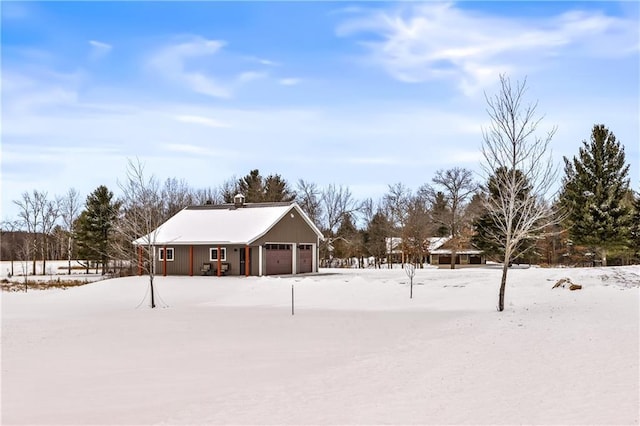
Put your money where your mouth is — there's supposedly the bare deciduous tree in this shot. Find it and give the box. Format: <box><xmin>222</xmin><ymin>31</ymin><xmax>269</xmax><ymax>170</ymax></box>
<box><xmin>423</xmin><ymin>168</ymin><xmax>477</xmax><ymax>269</ymax></box>
<box><xmin>13</xmin><ymin>190</ymin><xmax>46</xmax><ymax>275</ymax></box>
<box><xmin>116</xmin><ymin>158</ymin><xmax>165</xmax><ymax>308</ymax></box>
<box><xmin>40</xmin><ymin>196</ymin><xmax>61</xmax><ymax>275</ymax></box>
<box><xmin>193</xmin><ymin>186</ymin><xmax>223</xmax><ymax>205</ymax></box>
<box><xmin>321</xmin><ymin>184</ymin><xmax>357</xmax><ymax>235</ymax></box>
<box><xmin>481</xmin><ymin>74</ymin><xmax>558</xmax><ymax>311</ymax></box>
<box><xmin>383</xmin><ymin>183</ymin><xmax>412</xmax><ymax>266</ymax></box>
<box><xmin>60</xmin><ymin>188</ymin><xmax>81</xmax><ymax>274</ymax></box>
<box><xmin>161</xmin><ymin>177</ymin><xmax>194</xmax><ymax>219</ymax></box>
<box><xmin>296</xmin><ymin>179</ymin><xmax>322</xmax><ymax>227</ymax></box>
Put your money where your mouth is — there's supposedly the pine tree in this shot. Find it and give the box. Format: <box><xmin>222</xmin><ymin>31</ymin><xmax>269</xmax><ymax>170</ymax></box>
<box><xmin>365</xmin><ymin>210</ymin><xmax>391</xmax><ymax>268</ymax></box>
<box><xmin>472</xmin><ymin>167</ymin><xmax>538</xmax><ymax>263</ymax></box>
<box><xmin>238</xmin><ymin>169</ymin><xmax>264</xmax><ymax>202</ymax></box>
<box><xmin>263</xmin><ymin>174</ymin><xmax>296</xmax><ymax>202</ymax></box>
<box><xmin>629</xmin><ymin>191</ymin><xmax>640</xmax><ymax>258</ymax></box>
<box><xmin>230</xmin><ymin>169</ymin><xmax>296</xmax><ymax>203</ymax></box>
<box><xmin>76</xmin><ymin>185</ymin><xmax>121</xmax><ymax>275</ymax></box>
<box><xmin>560</xmin><ymin>124</ymin><xmax>631</xmax><ymax>266</ymax></box>
<box><xmin>429</xmin><ymin>191</ymin><xmax>450</xmax><ymax>237</ymax></box>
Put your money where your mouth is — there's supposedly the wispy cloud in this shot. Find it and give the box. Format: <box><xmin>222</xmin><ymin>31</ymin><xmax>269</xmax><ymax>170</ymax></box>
<box><xmin>279</xmin><ymin>78</ymin><xmax>301</xmax><ymax>86</ymax></box>
<box><xmin>244</xmin><ymin>56</ymin><xmax>280</xmax><ymax>67</ymax></box>
<box><xmin>337</xmin><ymin>2</ymin><xmax>639</xmax><ymax>95</ymax></box>
<box><xmin>149</xmin><ymin>36</ymin><xmax>231</xmax><ymax>98</ymax></box>
<box><xmin>175</xmin><ymin>114</ymin><xmax>231</xmax><ymax>128</ymax></box>
<box><xmin>162</xmin><ymin>143</ymin><xmax>214</xmax><ymax>156</ymax></box>
<box><xmin>237</xmin><ymin>71</ymin><xmax>268</xmax><ymax>83</ymax></box>
<box><xmin>149</xmin><ymin>37</ymin><xmax>275</xmax><ymax>98</ymax></box>
<box><xmin>88</xmin><ymin>40</ymin><xmax>112</xmax><ymax>60</ymax></box>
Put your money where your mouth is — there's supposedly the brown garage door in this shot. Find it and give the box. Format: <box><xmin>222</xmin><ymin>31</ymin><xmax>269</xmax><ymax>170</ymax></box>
<box><xmin>438</xmin><ymin>255</ymin><xmax>461</xmax><ymax>265</ymax></box>
<box><xmin>298</xmin><ymin>244</ymin><xmax>313</xmax><ymax>273</ymax></box>
<box><xmin>265</xmin><ymin>244</ymin><xmax>292</xmax><ymax>275</ymax></box>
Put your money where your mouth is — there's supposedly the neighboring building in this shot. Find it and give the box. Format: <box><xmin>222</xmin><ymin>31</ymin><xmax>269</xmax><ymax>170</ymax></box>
<box><xmin>383</xmin><ymin>236</ymin><xmax>485</xmax><ymax>266</ymax></box>
<box><xmin>429</xmin><ymin>237</ymin><xmax>485</xmax><ymax>266</ymax></box>
<box><xmin>133</xmin><ymin>195</ymin><xmax>324</xmax><ymax>276</ymax></box>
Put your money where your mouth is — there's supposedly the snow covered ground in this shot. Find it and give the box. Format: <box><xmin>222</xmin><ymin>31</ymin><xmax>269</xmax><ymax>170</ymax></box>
<box><xmin>2</xmin><ymin>265</ymin><xmax>639</xmax><ymax>425</ymax></box>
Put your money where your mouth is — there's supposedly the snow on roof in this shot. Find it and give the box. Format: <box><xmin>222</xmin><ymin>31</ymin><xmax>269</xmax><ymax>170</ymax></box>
<box><xmin>427</xmin><ymin>237</ymin><xmax>451</xmax><ymax>251</ymax></box>
<box><xmin>134</xmin><ymin>202</ymin><xmax>323</xmax><ymax>245</ymax></box>
<box><xmin>430</xmin><ymin>249</ymin><xmax>483</xmax><ymax>255</ymax></box>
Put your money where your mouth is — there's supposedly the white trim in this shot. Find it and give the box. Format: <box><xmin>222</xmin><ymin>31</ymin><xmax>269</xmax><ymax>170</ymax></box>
<box><xmin>158</xmin><ymin>247</ymin><xmax>174</xmax><ymax>262</ymax></box>
<box><xmin>258</xmin><ymin>245</ymin><xmax>263</xmax><ymax>277</ymax></box>
<box><xmin>264</xmin><ymin>241</ymin><xmax>295</xmax><ymax>275</ymax></box>
<box><xmin>313</xmin><ymin>238</ymin><xmax>318</xmax><ymax>272</ymax></box>
<box><xmin>292</xmin><ymin>243</ymin><xmax>297</xmax><ymax>275</ymax></box>
<box><xmin>209</xmin><ymin>247</ymin><xmax>227</xmax><ymax>262</ymax></box>
<box><xmin>248</xmin><ymin>204</ymin><xmax>324</xmax><ymax>244</ymax></box>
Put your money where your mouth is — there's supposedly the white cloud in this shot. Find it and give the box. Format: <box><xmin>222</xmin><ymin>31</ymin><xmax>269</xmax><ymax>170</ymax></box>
<box><xmin>279</xmin><ymin>78</ymin><xmax>301</xmax><ymax>86</ymax></box>
<box><xmin>162</xmin><ymin>143</ymin><xmax>214</xmax><ymax>156</ymax></box>
<box><xmin>88</xmin><ymin>40</ymin><xmax>112</xmax><ymax>60</ymax></box>
<box><xmin>236</xmin><ymin>71</ymin><xmax>268</xmax><ymax>83</ymax></box>
<box><xmin>149</xmin><ymin>36</ymin><xmax>232</xmax><ymax>98</ymax></box>
<box><xmin>244</xmin><ymin>56</ymin><xmax>280</xmax><ymax>66</ymax></box>
<box><xmin>337</xmin><ymin>2</ymin><xmax>639</xmax><ymax>95</ymax></box>
<box><xmin>149</xmin><ymin>37</ymin><xmax>276</xmax><ymax>98</ymax></box>
<box><xmin>175</xmin><ymin>115</ymin><xmax>231</xmax><ymax>128</ymax></box>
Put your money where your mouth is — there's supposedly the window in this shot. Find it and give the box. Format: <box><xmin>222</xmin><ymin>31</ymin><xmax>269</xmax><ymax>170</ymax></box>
<box><xmin>265</xmin><ymin>244</ymin><xmax>292</xmax><ymax>250</ymax></box>
<box><xmin>298</xmin><ymin>244</ymin><xmax>312</xmax><ymax>250</ymax></box>
<box><xmin>158</xmin><ymin>247</ymin><xmax>174</xmax><ymax>261</ymax></box>
<box><xmin>210</xmin><ymin>247</ymin><xmax>227</xmax><ymax>262</ymax></box>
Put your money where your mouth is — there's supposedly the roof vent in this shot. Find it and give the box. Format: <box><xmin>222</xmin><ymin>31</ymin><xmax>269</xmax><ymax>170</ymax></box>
<box><xmin>233</xmin><ymin>193</ymin><xmax>245</xmax><ymax>208</ymax></box>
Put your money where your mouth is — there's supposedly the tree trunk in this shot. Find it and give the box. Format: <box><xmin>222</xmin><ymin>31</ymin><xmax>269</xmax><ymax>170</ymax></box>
<box><xmin>32</xmin><ymin>240</ymin><xmax>36</xmax><ymax>275</ymax></box>
<box><xmin>101</xmin><ymin>254</ymin><xmax>107</xmax><ymax>275</ymax></box>
<box><xmin>498</xmin><ymin>260</ymin><xmax>509</xmax><ymax>311</ymax></box>
<box><xmin>67</xmin><ymin>235</ymin><xmax>72</xmax><ymax>275</ymax></box>
<box><xmin>42</xmin><ymin>244</ymin><xmax>47</xmax><ymax>276</ymax></box>
<box><xmin>150</xmin><ymin>274</ymin><xmax>156</xmax><ymax>308</ymax></box>
<box><xmin>450</xmin><ymin>248</ymin><xmax>456</xmax><ymax>270</ymax></box>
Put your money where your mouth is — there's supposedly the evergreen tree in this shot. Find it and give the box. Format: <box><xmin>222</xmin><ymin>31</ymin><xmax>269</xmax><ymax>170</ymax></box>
<box><xmin>472</xmin><ymin>167</ymin><xmax>538</xmax><ymax>263</ymax></box>
<box><xmin>76</xmin><ymin>185</ymin><xmax>121</xmax><ymax>275</ymax></box>
<box><xmin>429</xmin><ymin>192</ymin><xmax>450</xmax><ymax>237</ymax></box>
<box><xmin>238</xmin><ymin>169</ymin><xmax>264</xmax><ymax>202</ymax></box>
<box><xmin>333</xmin><ymin>214</ymin><xmax>359</xmax><ymax>264</ymax></box>
<box><xmin>230</xmin><ymin>169</ymin><xmax>296</xmax><ymax>203</ymax></box>
<box><xmin>365</xmin><ymin>210</ymin><xmax>391</xmax><ymax>268</ymax></box>
<box><xmin>560</xmin><ymin>124</ymin><xmax>631</xmax><ymax>266</ymax></box>
<box><xmin>263</xmin><ymin>174</ymin><xmax>296</xmax><ymax>202</ymax></box>
<box><xmin>629</xmin><ymin>191</ymin><xmax>640</xmax><ymax>257</ymax></box>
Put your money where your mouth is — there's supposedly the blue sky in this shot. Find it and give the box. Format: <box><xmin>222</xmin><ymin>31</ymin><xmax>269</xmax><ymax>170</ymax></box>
<box><xmin>2</xmin><ymin>1</ymin><xmax>639</xmax><ymax>220</ymax></box>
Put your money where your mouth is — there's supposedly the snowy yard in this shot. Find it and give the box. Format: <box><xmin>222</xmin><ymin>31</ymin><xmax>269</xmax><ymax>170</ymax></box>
<box><xmin>2</xmin><ymin>266</ymin><xmax>638</xmax><ymax>425</ymax></box>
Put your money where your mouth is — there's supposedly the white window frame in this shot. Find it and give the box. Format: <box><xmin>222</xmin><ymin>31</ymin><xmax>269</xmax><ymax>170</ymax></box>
<box><xmin>158</xmin><ymin>247</ymin><xmax>174</xmax><ymax>262</ymax></box>
<box><xmin>210</xmin><ymin>247</ymin><xmax>227</xmax><ymax>262</ymax></box>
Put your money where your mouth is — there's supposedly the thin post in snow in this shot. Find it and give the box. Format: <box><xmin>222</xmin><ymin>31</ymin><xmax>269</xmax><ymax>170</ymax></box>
<box><xmin>291</xmin><ymin>284</ymin><xmax>295</xmax><ymax>316</ymax></box>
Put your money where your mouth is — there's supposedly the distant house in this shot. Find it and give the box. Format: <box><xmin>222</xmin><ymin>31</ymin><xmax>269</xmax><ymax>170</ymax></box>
<box><xmin>383</xmin><ymin>236</ymin><xmax>485</xmax><ymax>266</ymax></box>
<box><xmin>429</xmin><ymin>238</ymin><xmax>485</xmax><ymax>266</ymax></box>
<box><xmin>133</xmin><ymin>195</ymin><xmax>324</xmax><ymax>276</ymax></box>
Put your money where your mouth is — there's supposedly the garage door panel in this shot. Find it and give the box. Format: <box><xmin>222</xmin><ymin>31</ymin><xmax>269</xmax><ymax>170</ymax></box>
<box><xmin>298</xmin><ymin>244</ymin><xmax>312</xmax><ymax>273</ymax></box>
<box><xmin>266</xmin><ymin>244</ymin><xmax>292</xmax><ymax>275</ymax></box>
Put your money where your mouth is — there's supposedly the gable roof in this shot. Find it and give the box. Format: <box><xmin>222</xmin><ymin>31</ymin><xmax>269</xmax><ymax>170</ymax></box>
<box><xmin>133</xmin><ymin>202</ymin><xmax>324</xmax><ymax>246</ymax></box>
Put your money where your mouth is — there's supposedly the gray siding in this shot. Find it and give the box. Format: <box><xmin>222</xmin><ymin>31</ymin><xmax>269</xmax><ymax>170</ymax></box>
<box><xmin>155</xmin><ymin>244</ymin><xmax>261</xmax><ymax>276</ymax></box>
<box><xmin>254</xmin><ymin>210</ymin><xmax>317</xmax><ymax>246</ymax></box>
<box><xmin>152</xmin><ymin>207</ymin><xmax>320</xmax><ymax>276</ymax></box>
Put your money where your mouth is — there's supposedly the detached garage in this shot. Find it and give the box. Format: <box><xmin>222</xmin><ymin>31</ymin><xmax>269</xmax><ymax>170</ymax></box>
<box><xmin>133</xmin><ymin>195</ymin><xmax>324</xmax><ymax>277</ymax></box>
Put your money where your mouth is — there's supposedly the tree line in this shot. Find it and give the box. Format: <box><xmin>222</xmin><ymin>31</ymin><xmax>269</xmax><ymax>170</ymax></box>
<box><xmin>1</xmin><ymin>75</ymin><xmax>638</xmax><ymax>310</ymax></box>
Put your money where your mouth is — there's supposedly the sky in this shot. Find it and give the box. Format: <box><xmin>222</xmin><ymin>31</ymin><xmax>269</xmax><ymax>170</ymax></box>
<box><xmin>2</xmin><ymin>1</ymin><xmax>639</xmax><ymax>221</ymax></box>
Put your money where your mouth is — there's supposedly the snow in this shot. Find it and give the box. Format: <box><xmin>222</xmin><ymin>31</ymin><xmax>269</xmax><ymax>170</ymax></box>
<box><xmin>133</xmin><ymin>203</ymin><xmax>322</xmax><ymax>245</ymax></box>
<box><xmin>2</xmin><ymin>265</ymin><xmax>639</xmax><ymax>425</ymax></box>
